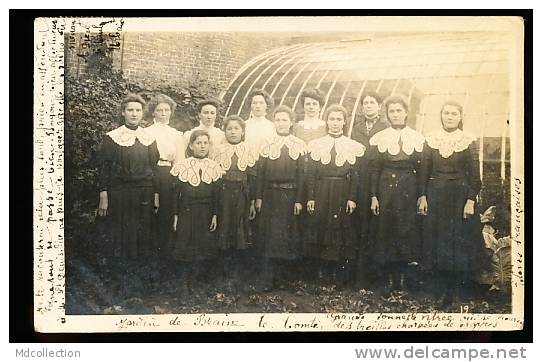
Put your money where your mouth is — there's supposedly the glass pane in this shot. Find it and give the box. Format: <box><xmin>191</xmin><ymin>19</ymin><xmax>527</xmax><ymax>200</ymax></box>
<box><xmin>223</xmin><ymin>59</ymin><xmax>266</xmax><ymax>115</ymax></box>
<box><xmin>483</xmin><ymin>50</ymin><xmax>508</xmax><ymax>62</ymax></box>
<box><xmin>479</xmin><ymin>62</ymin><xmax>500</xmax><ymax>74</ymax></box>
<box><xmin>484</xmin><ymin>94</ymin><xmax>509</xmax><ymax>117</ymax></box>
<box><xmin>412</xmin><ymin>78</ymin><xmax>436</xmax><ymax>94</ymax></box>
<box><xmin>419</xmin><ymin>64</ymin><xmax>441</xmax><ymax>78</ymax></box>
<box><xmin>464</xmin><ymin>93</ymin><xmax>487</xmax><ymax>116</ymax></box>
<box><xmin>273</xmin><ymin>63</ymin><xmax>309</xmax><ymax>100</ymax></box>
<box><xmin>342</xmin><ymin>81</ymin><xmax>364</xmax><ymax>116</ymax></box>
<box><xmin>423</xmin><ymin>94</ymin><xmax>449</xmax><ymax>116</ymax></box>
<box><xmin>491</xmin><ymin>74</ymin><xmax>509</xmax><ymax>94</ymax></box>
<box><xmin>437</xmin><ymin>63</ymin><xmax>460</xmax><ymax>77</ymax></box>
<box><xmin>456</xmin><ymin>62</ymin><xmax>481</xmax><ymax>77</ymax></box>
<box><xmin>377</xmin><ymin>79</ymin><xmax>398</xmax><ymax>98</ymax></box>
<box><xmin>467</xmin><ymin>75</ymin><xmax>493</xmax><ymax>94</ymax></box>
<box><xmin>254</xmin><ymin>64</ymin><xmax>282</xmax><ymax>89</ymax></box>
<box><xmin>287</xmin><ymin>69</ymin><xmax>319</xmax><ymax>112</ymax></box>
<box><xmin>395</xmin><ymin>79</ymin><xmax>414</xmax><ymax>96</ymax></box>
<box><xmin>315</xmin><ymin>70</ymin><xmax>341</xmax><ymax>94</ymax></box>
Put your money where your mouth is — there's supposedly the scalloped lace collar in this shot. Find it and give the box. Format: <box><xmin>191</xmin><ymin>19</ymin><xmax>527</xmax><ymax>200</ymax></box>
<box><xmin>308</xmin><ymin>134</ymin><xmax>366</xmax><ymax>167</ymax></box>
<box><xmin>213</xmin><ymin>141</ymin><xmax>259</xmax><ymax>171</ymax></box>
<box><xmin>426</xmin><ymin>129</ymin><xmax>476</xmax><ymax>158</ymax></box>
<box><xmin>170</xmin><ymin>157</ymin><xmax>224</xmax><ymax>187</ymax></box>
<box><xmin>369</xmin><ymin>126</ymin><xmax>425</xmax><ymax>155</ymax></box>
<box><xmin>259</xmin><ymin>134</ymin><xmax>307</xmax><ymax>161</ymax></box>
<box><xmin>107</xmin><ymin>125</ymin><xmax>155</xmax><ymax>147</ymax></box>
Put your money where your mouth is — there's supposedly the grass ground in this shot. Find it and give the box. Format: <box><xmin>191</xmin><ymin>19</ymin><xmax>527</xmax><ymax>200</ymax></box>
<box><xmin>65</xmin><ymin>255</ymin><xmax>511</xmax><ymax>316</ymax></box>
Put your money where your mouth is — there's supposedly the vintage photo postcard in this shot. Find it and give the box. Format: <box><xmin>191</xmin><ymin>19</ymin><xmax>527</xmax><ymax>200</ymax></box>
<box><xmin>33</xmin><ymin>16</ymin><xmax>525</xmax><ymax>332</ymax></box>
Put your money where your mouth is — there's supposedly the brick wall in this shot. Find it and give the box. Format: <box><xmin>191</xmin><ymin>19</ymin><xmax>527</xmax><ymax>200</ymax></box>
<box><xmin>66</xmin><ymin>32</ymin><xmax>289</xmax><ymax>94</ymax></box>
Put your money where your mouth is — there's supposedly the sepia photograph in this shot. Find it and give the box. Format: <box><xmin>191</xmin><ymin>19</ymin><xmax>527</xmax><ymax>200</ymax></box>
<box><xmin>33</xmin><ymin>15</ymin><xmax>525</xmax><ymax>332</ymax></box>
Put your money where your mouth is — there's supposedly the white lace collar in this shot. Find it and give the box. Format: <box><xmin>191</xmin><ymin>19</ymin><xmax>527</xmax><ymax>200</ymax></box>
<box><xmin>213</xmin><ymin>141</ymin><xmax>259</xmax><ymax>171</ymax></box>
<box><xmin>298</xmin><ymin>118</ymin><xmax>325</xmax><ymax>130</ymax></box>
<box><xmin>426</xmin><ymin>129</ymin><xmax>476</xmax><ymax>158</ymax></box>
<box><xmin>308</xmin><ymin>134</ymin><xmax>365</xmax><ymax>167</ymax></box>
<box><xmin>107</xmin><ymin>125</ymin><xmax>155</xmax><ymax>147</ymax></box>
<box><xmin>259</xmin><ymin>134</ymin><xmax>307</xmax><ymax>160</ymax></box>
<box><xmin>170</xmin><ymin>157</ymin><xmax>224</xmax><ymax>187</ymax></box>
<box><xmin>369</xmin><ymin>126</ymin><xmax>425</xmax><ymax>155</ymax></box>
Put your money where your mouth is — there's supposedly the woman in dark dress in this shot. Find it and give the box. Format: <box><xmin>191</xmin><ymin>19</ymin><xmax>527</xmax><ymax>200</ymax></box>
<box><xmin>97</xmin><ymin>94</ymin><xmax>160</xmax><ymax>299</ymax></box>
<box><xmin>349</xmin><ymin>92</ymin><xmax>389</xmax><ymax>288</ymax></box>
<box><xmin>418</xmin><ymin>101</ymin><xmax>482</xmax><ymax>306</ymax></box>
<box><xmin>171</xmin><ymin>130</ymin><xmax>224</xmax><ymax>293</ymax></box>
<box><xmin>369</xmin><ymin>96</ymin><xmax>425</xmax><ymax>294</ymax></box>
<box><xmin>145</xmin><ymin>94</ymin><xmax>183</xmax><ymax>278</ymax></box>
<box><xmin>305</xmin><ymin>104</ymin><xmax>365</xmax><ymax>289</ymax></box>
<box><xmin>213</xmin><ymin>115</ymin><xmax>259</xmax><ymax>291</ymax></box>
<box><xmin>254</xmin><ymin>105</ymin><xmax>307</xmax><ymax>291</ymax></box>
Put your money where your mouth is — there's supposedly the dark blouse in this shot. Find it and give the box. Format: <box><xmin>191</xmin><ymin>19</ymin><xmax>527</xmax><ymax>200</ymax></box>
<box><xmin>419</xmin><ymin>141</ymin><xmax>481</xmax><ymax>201</ymax></box>
<box><xmin>306</xmin><ymin>147</ymin><xmax>360</xmax><ymax>202</ymax></box>
<box><xmin>97</xmin><ymin>133</ymin><xmax>160</xmax><ymax>192</ymax></box>
<box><xmin>255</xmin><ymin>146</ymin><xmax>305</xmax><ymax>203</ymax></box>
<box><xmin>223</xmin><ymin>153</ymin><xmax>254</xmax><ymax>200</ymax></box>
<box><xmin>350</xmin><ymin>115</ymin><xmax>390</xmax><ymax>148</ymax></box>
<box><xmin>369</xmin><ymin>147</ymin><xmax>422</xmax><ymax>198</ymax></box>
<box><xmin>172</xmin><ymin>179</ymin><xmax>220</xmax><ymax>216</ymax></box>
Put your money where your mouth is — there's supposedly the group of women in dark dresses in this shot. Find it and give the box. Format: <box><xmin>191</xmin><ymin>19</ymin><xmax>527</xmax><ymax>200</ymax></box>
<box><xmin>97</xmin><ymin>87</ymin><xmax>484</xmax><ymax>307</ymax></box>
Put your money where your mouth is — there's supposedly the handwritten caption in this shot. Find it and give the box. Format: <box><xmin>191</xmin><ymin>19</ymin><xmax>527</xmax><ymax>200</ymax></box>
<box><xmin>34</xmin><ymin>17</ymin><xmax>125</xmax><ymax>321</ymax></box>
<box><xmin>111</xmin><ymin>312</ymin><xmax>523</xmax><ymax>332</ymax></box>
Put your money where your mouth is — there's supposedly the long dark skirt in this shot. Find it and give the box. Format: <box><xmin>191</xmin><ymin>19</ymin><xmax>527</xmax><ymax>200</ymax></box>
<box><xmin>421</xmin><ymin>176</ymin><xmax>483</xmax><ymax>273</ymax></box>
<box><xmin>372</xmin><ymin>168</ymin><xmax>420</xmax><ymax>265</ymax></box>
<box><xmin>357</xmin><ymin>159</ymin><xmax>372</xmax><ymax>247</ymax></box>
<box><xmin>217</xmin><ymin>180</ymin><xmax>250</xmax><ymax>251</ymax></box>
<box><xmin>106</xmin><ymin>185</ymin><xmax>154</xmax><ymax>258</ymax></box>
<box><xmin>152</xmin><ymin>165</ymin><xmax>176</xmax><ymax>257</ymax></box>
<box><xmin>304</xmin><ymin>178</ymin><xmax>357</xmax><ymax>261</ymax></box>
<box><xmin>355</xmin><ymin>163</ymin><xmax>374</xmax><ymax>284</ymax></box>
<box><xmin>256</xmin><ymin>185</ymin><xmax>301</xmax><ymax>260</ymax></box>
<box><xmin>173</xmin><ymin>197</ymin><xmax>219</xmax><ymax>262</ymax></box>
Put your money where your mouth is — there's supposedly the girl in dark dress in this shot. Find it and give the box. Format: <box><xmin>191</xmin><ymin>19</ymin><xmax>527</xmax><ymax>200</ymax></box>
<box><xmin>305</xmin><ymin>104</ymin><xmax>365</xmax><ymax>289</ymax></box>
<box><xmin>171</xmin><ymin>130</ymin><xmax>224</xmax><ymax>293</ymax></box>
<box><xmin>418</xmin><ymin>101</ymin><xmax>482</xmax><ymax>306</ymax></box>
<box><xmin>369</xmin><ymin>96</ymin><xmax>425</xmax><ymax>294</ymax></box>
<box><xmin>145</xmin><ymin>94</ymin><xmax>183</xmax><ymax>281</ymax></box>
<box><xmin>213</xmin><ymin>115</ymin><xmax>259</xmax><ymax>291</ymax></box>
<box><xmin>97</xmin><ymin>94</ymin><xmax>160</xmax><ymax>299</ymax></box>
<box><xmin>254</xmin><ymin>105</ymin><xmax>307</xmax><ymax>291</ymax></box>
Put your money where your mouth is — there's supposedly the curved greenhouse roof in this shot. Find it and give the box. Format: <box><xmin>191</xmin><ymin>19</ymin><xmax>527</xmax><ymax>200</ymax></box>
<box><xmin>221</xmin><ymin>32</ymin><xmax>510</xmax><ymax>140</ymax></box>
